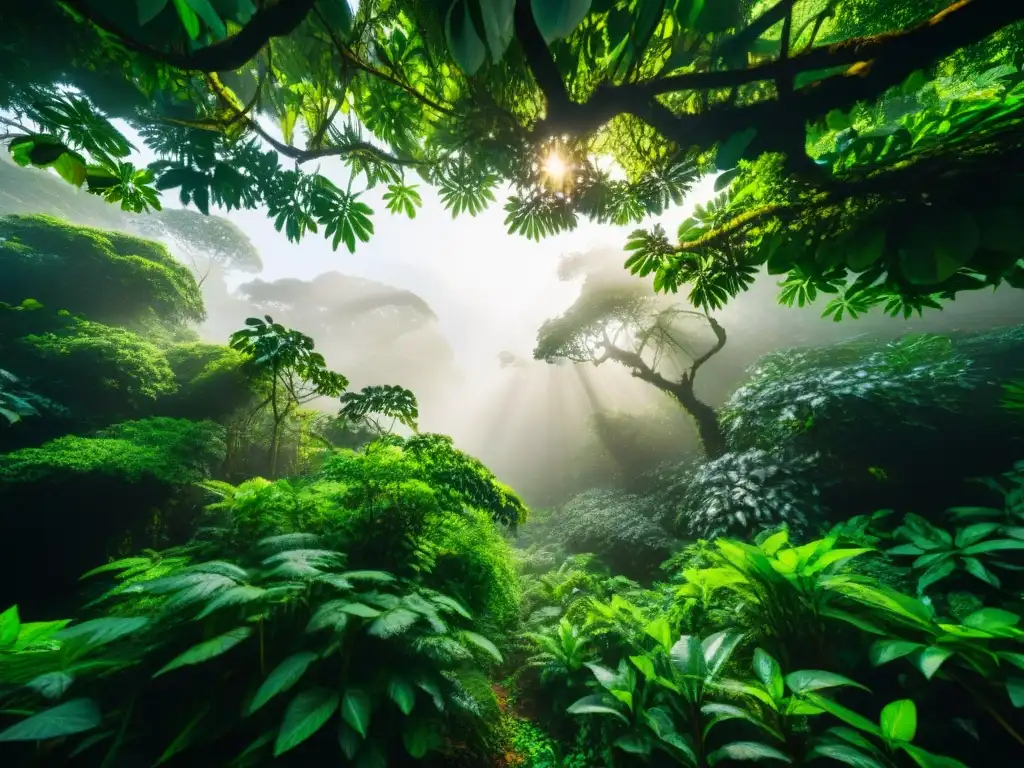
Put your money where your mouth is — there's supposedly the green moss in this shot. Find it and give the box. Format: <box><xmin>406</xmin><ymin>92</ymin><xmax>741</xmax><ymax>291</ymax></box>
<box><xmin>20</xmin><ymin>319</ymin><xmax>177</xmax><ymax>401</ymax></box>
<box><xmin>162</xmin><ymin>342</ymin><xmax>253</xmax><ymax>419</ymax></box>
<box><xmin>0</xmin><ymin>214</ymin><xmax>204</xmax><ymax>327</ymax></box>
<box><xmin>0</xmin><ymin>417</ymin><xmax>224</xmax><ymax>486</ymax></box>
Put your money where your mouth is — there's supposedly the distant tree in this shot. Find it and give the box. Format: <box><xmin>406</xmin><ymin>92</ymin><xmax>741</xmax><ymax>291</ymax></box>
<box><xmin>229</xmin><ymin>316</ymin><xmax>349</xmax><ymax>477</ymax></box>
<box><xmin>535</xmin><ymin>272</ymin><xmax>728</xmax><ymax>458</ymax></box>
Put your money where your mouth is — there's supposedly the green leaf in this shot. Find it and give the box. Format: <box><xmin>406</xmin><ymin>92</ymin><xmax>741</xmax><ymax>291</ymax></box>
<box><xmin>340</xmin><ymin>602</ymin><xmax>382</xmax><ymax>618</ymax></box>
<box><xmin>479</xmin><ymin>0</ymin><xmax>515</xmax><ymax>62</ymax></box>
<box><xmin>803</xmin><ymin>693</ymin><xmax>882</xmax><ymax>736</ymax></box>
<box><xmin>154</xmin><ymin>627</ymin><xmax>251</xmax><ymax>677</ymax></box>
<box><xmin>917</xmin><ymin>559</ymin><xmax>956</xmax><ymax>593</ymax></box>
<box><xmin>137</xmin><ymin>0</ymin><xmax>169</xmax><ymax>25</ymax></box>
<box><xmin>185</xmin><ymin>0</ymin><xmax>227</xmax><ymax>39</ymax></box>
<box><xmin>963</xmin><ymin>608</ymin><xmax>1021</xmax><ymax>631</ymax></box>
<box><xmin>274</xmin><ymin>687</ymin><xmax>340</xmax><ymax>756</ymax></box>
<box><xmin>566</xmin><ymin>693</ymin><xmax>629</xmax><ymax>724</ymax></box>
<box><xmin>460</xmin><ymin>631</ymin><xmax>503</xmax><ymax>663</ymax></box>
<box><xmin>56</xmin><ymin>617</ymin><xmax>150</xmax><ymax>648</ymax></box>
<box><xmin>388</xmin><ymin>678</ymin><xmax>416</xmax><ymax>715</ymax></box>
<box><xmin>402</xmin><ymin>717</ymin><xmax>442</xmax><ymax>758</ymax></box>
<box><xmin>911</xmin><ymin>646</ymin><xmax>953</xmax><ymax>680</ymax></box>
<box><xmin>368</xmin><ymin>608</ymin><xmax>419</xmax><ymax>638</ymax></box>
<box><xmin>644</xmin><ymin>617</ymin><xmax>673</xmax><ymax>651</ymax></box>
<box><xmin>880</xmin><ymin>699</ymin><xmax>917</xmax><ymax>742</ymax></box>
<box><xmin>195</xmin><ymin>585</ymin><xmax>266</xmax><ymax>619</ymax></box>
<box><xmin>338</xmin><ymin>722</ymin><xmax>361</xmax><ymax>759</ymax></box>
<box><xmin>753</xmin><ymin>649</ymin><xmax>784</xmax><ymax>701</ymax></box>
<box><xmin>962</xmin><ymin>557</ymin><xmax>1001</xmax><ymax>587</ymax></box>
<box><xmin>716</xmin><ymin>128</ymin><xmax>757</xmax><ymax>171</ymax></box>
<box><xmin>630</xmin><ymin>654</ymin><xmax>656</xmax><ymax>680</ymax></box>
<box><xmin>785</xmin><ymin>670</ymin><xmax>868</xmax><ymax>695</ymax></box>
<box><xmin>342</xmin><ymin>688</ymin><xmax>372</xmax><ymax>738</ymax></box>
<box><xmin>154</xmin><ymin>703</ymin><xmax>210</xmax><ymax>766</ymax></box>
<box><xmin>171</xmin><ymin>0</ymin><xmax>200</xmax><ymax>38</ymax></box>
<box><xmin>614</xmin><ymin>732</ymin><xmax>652</xmax><ymax>755</ymax></box>
<box><xmin>960</xmin><ymin>539</ymin><xmax>1024</xmax><ymax>555</ymax></box>
<box><xmin>702</xmin><ymin>630</ymin><xmax>743</xmax><ymax>677</ymax></box>
<box><xmin>1007</xmin><ymin>678</ymin><xmax>1024</xmax><ymax>708</ymax></box>
<box><xmin>0</xmin><ymin>699</ymin><xmax>101</xmax><ymax>742</ymax></box>
<box><xmin>446</xmin><ymin>0</ymin><xmax>486</xmax><ymax>75</ymax></box>
<box><xmin>27</xmin><ymin>671</ymin><xmax>75</xmax><ymax>700</ymax></box>
<box><xmin>899</xmin><ymin>208</ymin><xmax>979</xmax><ymax>285</ymax></box>
<box><xmin>670</xmin><ymin>635</ymin><xmax>707</xmax><ymax>679</ymax></box>
<box><xmin>531</xmin><ymin>0</ymin><xmax>592</xmax><ymax>43</ymax></box>
<box><xmin>846</xmin><ymin>228</ymin><xmax>887</xmax><ymax>272</ymax></box>
<box><xmin>955</xmin><ymin>523</ymin><xmax>1001</xmax><ymax>548</ymax></box>
<box><xmin>870</xmin><ymin>640</ymin><xmax>923</xmax><ymax>666</ymax></box>
<box><xmin>707</xmin><ymin>741</ymin><xmax>792</xmax><ymax>764</ymax></box>
<box><xmin>249</xmin><ymin>652</ymin><xmax>318</xmax><ymax>715</ymax></box>
<box><xmin>0</xmin><ymin>606</ymin><xmax>20</xmax><ymax>649</ymax></box>
<box><xmin>809</xmin><ymin>743</ymin><xmax>888</xmax><ymax>768</ymax></box>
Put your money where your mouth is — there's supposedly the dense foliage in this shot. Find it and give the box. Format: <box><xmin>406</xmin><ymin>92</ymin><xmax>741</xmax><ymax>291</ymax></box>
<box><xmin>2</xmin><ymin>2</ymin><xmax>1024</xmax><ymax>766</ymax></box>
<box><xmin>2</xmin><ymin>1</ymin><xmax>1022</xmax><ymax>317</ymax></box>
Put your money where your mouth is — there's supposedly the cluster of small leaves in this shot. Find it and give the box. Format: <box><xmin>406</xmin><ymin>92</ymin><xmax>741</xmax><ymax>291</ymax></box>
<box><xmin>0</xmin><ymin>213</ymin><xmax>205</xmax><ymax>328</ymax></box>
<box><xmin>0</xmin><ymin>532</ymin><xmax>503</xmax><ymax>764</ymax></box>
<box><xmin>229</xmin><ymin>316</ymin><xmax>349</xmax><ymax>398</ymax></box>
<box><xmin>626</xmin><ymin>64</ymin><xmax>1024</xmax><ymax>316</ymax></box>
<box><xmin>0</xmin><ymin>417</ymin><xmax>224</xmax><ymax>485</ymax></box>
<box><xmin>666</xmin><ymin>449</ymin><xmax>823</xmax><ymax>540</ymax></box>
<box><xmin>340</xmin><ymin>384</ymin><xmax>420</xmax><ymax>434</ymax></box>
<box><xmin>0</xmin><ymin>367</ymin><xmax>60</xmax><ymax>425</ymax></box>
<box><xmin>720</xmin><ymin>333</ymin><xmax>975</xmax><ymax>451</ymax></box>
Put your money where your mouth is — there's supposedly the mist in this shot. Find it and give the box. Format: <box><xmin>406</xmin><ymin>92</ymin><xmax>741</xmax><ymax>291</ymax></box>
<box><xmin>4</xmin><ymin>153</ymin><xmax>1023</xmax><ymax>508</ymax></box>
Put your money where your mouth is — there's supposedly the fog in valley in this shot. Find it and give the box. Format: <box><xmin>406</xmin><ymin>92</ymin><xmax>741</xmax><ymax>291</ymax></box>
<box><xmin>4</xmin><ymin>154</ymin><xmax>1023</xmax><ymax>508</ymax></box>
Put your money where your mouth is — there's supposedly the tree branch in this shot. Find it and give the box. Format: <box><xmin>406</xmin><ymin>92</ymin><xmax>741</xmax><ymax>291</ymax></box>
<box><xmin>205</xmin><ymin>74</ymin><xmax>426</xmax><ymax>168</ymax></box>
<box><xmin>524</xmin><ymin>0</ymin><xmax>1023</xmax><ymax>161</ymax></box>
<box><xmin>689</xmin><ymin>316</ymin><xmax>727</xmax><ymax>377</ymax></box>
<box><xmin>64</xmin><ymin>0</ymin><xmax>317</xmax><ymax>72</ymax></box>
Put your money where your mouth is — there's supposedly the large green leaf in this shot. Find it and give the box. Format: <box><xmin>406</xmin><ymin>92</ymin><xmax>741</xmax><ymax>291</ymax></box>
<box><xmin>899</xmin><ymin>208</ymin><xmax>979</xmax><ymax>285</ymax></box>
<box><xmin>446</xmin><ymin>0</ymin><xmax>487</xmax><ymax>75</ymax></box>
<box><xmin>154</xmin><ymin>627</ymin><xmax>251</xmax><ymax>677</ymax></box>
<box><xmin>707</xmin><ymin>741</ymin><xmax>792</xmax><ymax>764</ymax></box>
<box><xmin>460</xmin><ymin>631</ymin><xmax>503</xmax><ymax>663</ymax></box>
<box><xmin>566</xmin><ymin>693</ymin><xmax>629</xmax><ymax>724</ymax></box>
<box><xmin>670</xmin><ymin>635</ymin><xmax>707</xmax><ymax>679</ymax></box>
<box><xmin>249</xmin><ymin>652</ymin><xmax>318</xmax><ymax>715</ymax></box>
<box><xmin>480</xmin><ymin>0</ymin><xmax>515</xmax><ymax>62</ymax></box>
<box><xmin>388</xmin><ymin>677</ymin><xmax>416</xmax><ymax>715</ymax></box>
<box><xmin>0</xmin><ymin>605</ymin><xmax>19</xmax><ymax>649</ymax></box>
<box><xmin>342</xmin><ymin>688</ymin><xmax>372</xmax><ymax>738</ymax></box>
<box><xmin>402</xmin><ymin>717</ymin><xmax>443</xmax><ymax>758</ymax></box>
<box><xmin>56</xmin><ymin>617</ymin><xmax>150</xmax><ymax>648</ymax></box>
<box><xmin>880</xmin><ymin>699</ymin><xmax>917</xmax><ymax>743</ymax></box>
<box><xmin>785</xmin><ymin>670</ymin><xmax>867</xmax><ymax>695</ymax></box>
<box><xmin>809</xmin><ymin>743</ymin><xmax>888</xmax><ymax>768</ymax></box>
<box><xmin>274</xmin><ymin>687</ymin><xmax>340</xmax><ymax>756</ymax></box>
<box><xmin>531</xmin><ymin>0</ymin><xmax>592</xmax><ymax>43</ymax></box>
<box><xmin>0</xmin><ymin>698</ymin><xmax>101</xmax><ymax>742</ymax></box>
<box><xmin>753</xmin><ymin>649</ymin><xmax>784</xmax><ymax>701</ymax></box>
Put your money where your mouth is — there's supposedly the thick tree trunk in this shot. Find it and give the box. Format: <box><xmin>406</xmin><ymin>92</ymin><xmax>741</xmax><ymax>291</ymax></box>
<box><xmin>670</xmin><ymin>380</ymin><xmax>728</xmax><ymax>460</ymax></box>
